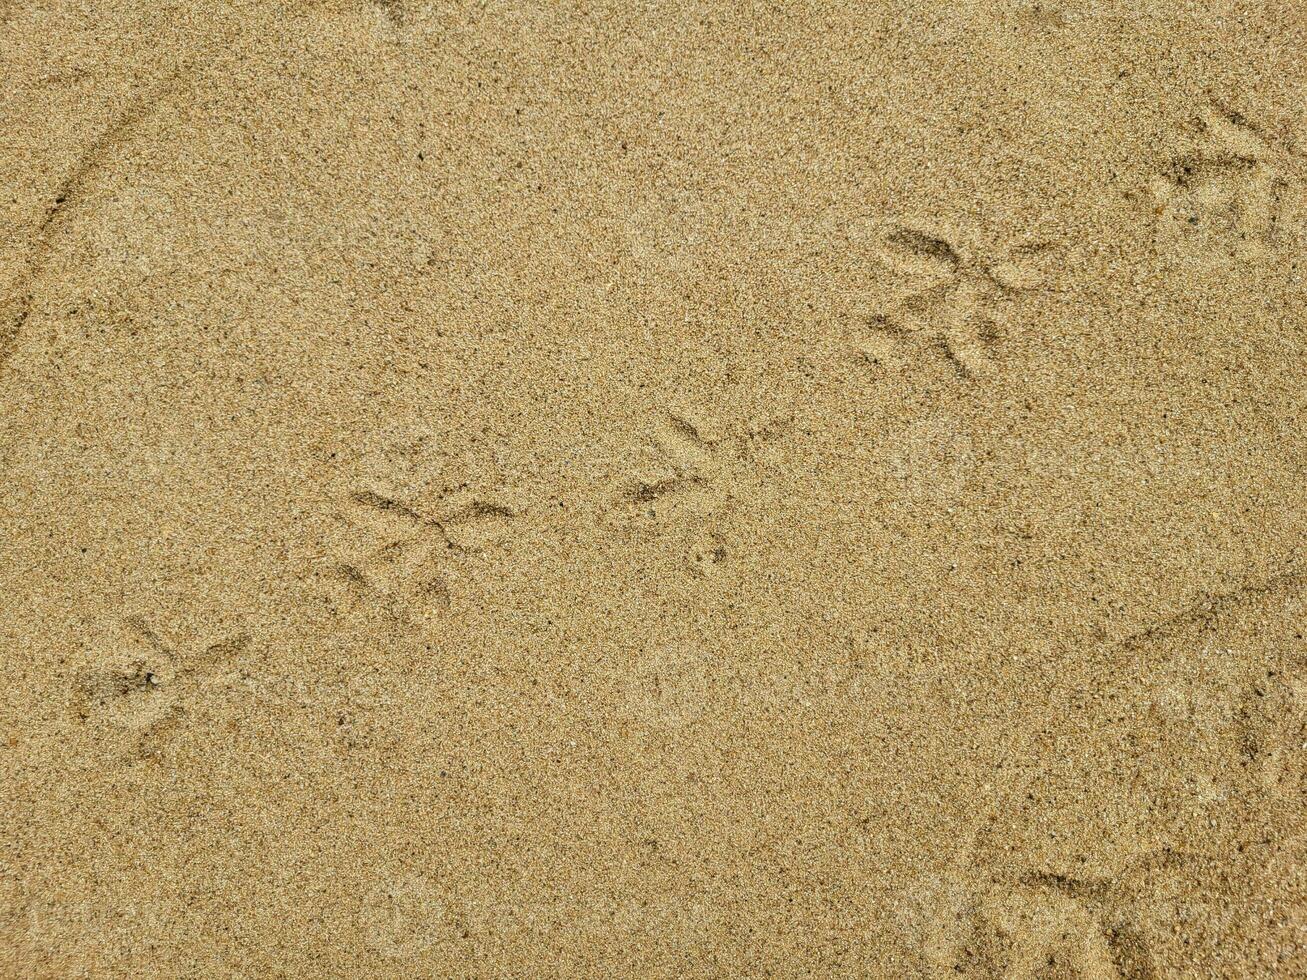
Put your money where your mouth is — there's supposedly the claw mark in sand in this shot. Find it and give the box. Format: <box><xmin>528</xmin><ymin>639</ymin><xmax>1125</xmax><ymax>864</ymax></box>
<box><xmin>71</xmin><ymin>617</ymin><xmax>251</xmax><ymax>762</ymax></box>
<box><xmin>1</xmin><ymin>90</ymin><xmax>157</xmax><ymax>370</ymax></box>
<box><xmin>1147</xmin><ymin>103</ymin><xmax>1305</xmax><ymax>266</ymax></box>
<box><xmin>323</xmin><ymin>486</ymin><xmax>520</xmax><ymax>620</ymax></box>
<box><xmin>900</xmin><ymin>824</ymin><xmax>1176</xmax><ymax>979</ymax></box>
<box><xmin>861</xmin><ymin>225</ymin><xmax>1060</xmax><ymax>381</ymax></box>
<box><xmin>1103</xmin><ymin>568</ymin><xmax>1306</xmax><ymax>801</ymax></box>
<box><xmin>618</xmin><ymin>408</ymin><xmax>793</xmax><ymax>579</ymax></box>
<box><xmin>622</xmin><ymin>407</ymin><xmax>792</xmax><ymax>512</ymax></box>
<box><xmin>625</xmin><ymin>411</ymin><xmax>720</xmax><ymax>506</ymax></box>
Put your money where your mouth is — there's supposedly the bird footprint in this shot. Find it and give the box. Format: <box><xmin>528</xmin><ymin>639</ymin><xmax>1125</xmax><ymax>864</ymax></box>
<box><xmin>862</xmin><ymin>226</ymin><xmax>1058</xmax><ymax>380</ymax></box>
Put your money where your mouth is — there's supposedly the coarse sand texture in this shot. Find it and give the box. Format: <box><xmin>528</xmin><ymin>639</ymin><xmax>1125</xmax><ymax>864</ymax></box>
<box><xmin>2</xmin><ymin>2</ymin><xmax>1305</xmax><ymax>977</ymax></box>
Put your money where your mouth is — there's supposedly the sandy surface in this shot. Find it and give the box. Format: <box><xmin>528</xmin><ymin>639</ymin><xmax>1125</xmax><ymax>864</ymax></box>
<box><xmin>2</xmin><ymin>1</ymin><xmax>1305</xmax><ymax>976</ymax></box>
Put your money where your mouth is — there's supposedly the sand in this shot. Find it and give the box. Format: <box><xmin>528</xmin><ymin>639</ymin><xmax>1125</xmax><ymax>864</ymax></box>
<box><xmin>2</xmin><ymin>1</ymin><xmax>1304</xmax><ymax>976</ymax></box>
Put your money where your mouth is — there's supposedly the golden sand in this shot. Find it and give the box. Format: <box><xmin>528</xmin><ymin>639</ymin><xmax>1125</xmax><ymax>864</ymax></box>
<box><xmin>2</xmin><ymin>2</ymin><xmax>1304</xmax><ymax>976</ymax></box>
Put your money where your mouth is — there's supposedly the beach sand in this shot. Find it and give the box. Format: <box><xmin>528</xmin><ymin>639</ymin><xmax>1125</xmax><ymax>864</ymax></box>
<box><xmin>2</xmin><ymin>1</ymin><xmax>1304</xmax><ymax>976</ymax></box>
